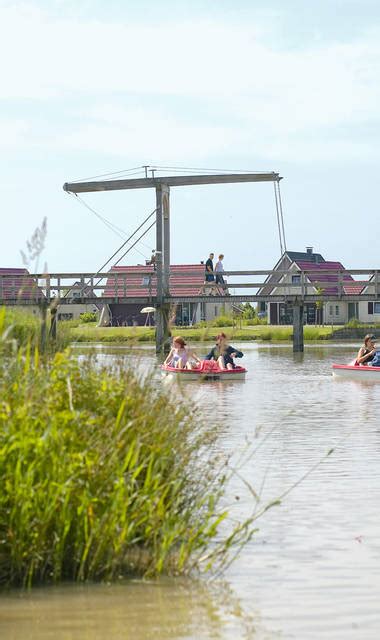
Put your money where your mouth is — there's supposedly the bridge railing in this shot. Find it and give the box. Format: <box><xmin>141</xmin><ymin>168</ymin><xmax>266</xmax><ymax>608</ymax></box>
<box><xmin>0</xmin><ymin>269</ymin><xmax>379</xmax><ymax>304</ymax></box>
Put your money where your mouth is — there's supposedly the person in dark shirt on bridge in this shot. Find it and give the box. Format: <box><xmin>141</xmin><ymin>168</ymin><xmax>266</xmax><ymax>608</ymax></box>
<box><xmin>204</xmin><ymin>253</ymin><xmax>215</xmax><ymax>283</ymax></box>
<box><xmin>205</xmin><ymin>332</ymin><xmax>243</xmax><ymax>370</ymax></box>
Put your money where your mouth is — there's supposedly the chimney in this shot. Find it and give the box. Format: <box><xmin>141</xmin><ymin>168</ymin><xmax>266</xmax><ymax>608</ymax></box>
<box><xmin>306</xmin><ymin>246</ymin><xmax>313</xmax><ymax>255</ymax></box>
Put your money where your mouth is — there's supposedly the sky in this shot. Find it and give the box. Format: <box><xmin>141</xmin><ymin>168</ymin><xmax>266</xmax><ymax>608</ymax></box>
<box><xmin>1</xmin><ymin>0</ymin><xmax>380</xmax><ymax>274</ymax></box>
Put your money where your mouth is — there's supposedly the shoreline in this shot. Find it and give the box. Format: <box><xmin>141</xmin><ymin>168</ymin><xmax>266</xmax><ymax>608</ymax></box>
<box><xmin>69</xmin><ymin>324</ymin><xmax>376</xmax><ymax>344</ymax></box>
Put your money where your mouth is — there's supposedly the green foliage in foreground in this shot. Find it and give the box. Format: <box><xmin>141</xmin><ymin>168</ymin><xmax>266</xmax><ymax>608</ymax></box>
<box><xmin>0</xmin><ymin>307</ymin><xmax>72</xmax><ymax>352</ymax></box>
<box><xmin>0</xmin><ymin>346</ymin><xmax>252</xmax><ymax>587</ymax></box>
<box><xmin>0</xmin><ymin>307</ymin><xmax>40</xmax><ymax>346</ymax></box>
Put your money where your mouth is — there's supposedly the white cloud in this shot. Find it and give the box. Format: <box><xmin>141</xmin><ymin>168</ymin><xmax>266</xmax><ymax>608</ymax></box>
<box><xmin>58</xmin><ymin>104</ymin><xmax>233</xmax><ymax>160</ymax></box>
<box><xmin>0</xmin><ymin>118</ymin><xmax>30</xmax><ymax>149</ymax></box>
<box><xmin>1</xmin><ymin>3</ymin><xmax>380</xmax><ymax>162</ymax></box>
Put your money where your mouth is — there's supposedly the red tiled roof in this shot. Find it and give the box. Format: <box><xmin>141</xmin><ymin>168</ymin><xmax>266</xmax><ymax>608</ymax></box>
<box><xmin>104</xmin><ymin>264</ymin><xmax>206</xmax><ymax>297</ymax></box>
<box><xmin>295</xmin><ymin>260</ymin><xmax>363</xmax><ymax>295</ymax></box>
<box><xmin>0</xmin><ymin>268</ymin><xmax>45</xmax><ymax>300</ymax></box>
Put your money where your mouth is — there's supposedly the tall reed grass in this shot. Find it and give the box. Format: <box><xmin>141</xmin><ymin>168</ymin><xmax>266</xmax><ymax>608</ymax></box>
<box><xmin>0</xmin><ymin>307</ymin><xmax>40</xmax><ymax>347</ymax></box>
<box><xmin>0</xmin><ymin>341</ymin><xmax>252</xmax><ymax>587</ymax></box>
<box><xmin>0</xmin><ymin>306</ymin><xmax>71</xmax><ymax>352</ymax></box>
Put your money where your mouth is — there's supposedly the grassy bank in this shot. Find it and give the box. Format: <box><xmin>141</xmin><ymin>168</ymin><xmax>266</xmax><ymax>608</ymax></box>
<box><xmin>0</xmin><ymin>342</ymin><xmax>252</xmax><ymax>587</ymax></box>
<box><xmin>70</xmin><ymin>323</ymin><xmax>336</xmax><ymax>343</ymax></box>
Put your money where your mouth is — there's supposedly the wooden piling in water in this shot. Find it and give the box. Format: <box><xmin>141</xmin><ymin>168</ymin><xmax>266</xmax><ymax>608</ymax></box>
<box><xmin>293</xmin><ymin>303</ymin><xmax>304</xmax><ymax>352</ymax></box>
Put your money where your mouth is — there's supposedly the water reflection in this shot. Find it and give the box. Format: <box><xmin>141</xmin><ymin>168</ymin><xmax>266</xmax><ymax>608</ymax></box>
<box><xmin>0</xmin><ymin>579</ymin><xmax>261</xmax><ymax>640</ymax></box>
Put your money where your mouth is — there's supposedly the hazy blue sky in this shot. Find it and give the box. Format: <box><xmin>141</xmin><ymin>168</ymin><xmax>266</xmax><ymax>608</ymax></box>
<box><xmin>1</xmin><ymin>0</ymin><xmax>379</xmax><ymax>273</ymax></box>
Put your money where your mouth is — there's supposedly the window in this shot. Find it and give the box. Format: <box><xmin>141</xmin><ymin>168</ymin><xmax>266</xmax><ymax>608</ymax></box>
<box><xmin>58</xmin><ymin>313</ymin><xmax>73</xmax><ymax>321</ymax></box>
<box><xmin>291</xmin><ymin>275</ymin><xmax>301</xmax><ymax>284</ymax></box>
<box><xmin>329</xmin><ymin>305</ymin><xmax>333</xmax><ymax>315</ymax></box>
<box><xmin>374</xmin><ymin>302</ymin><xmax>380</xmax><ymax>314</ymax></box>
<box><xmin>142</xmin><ymin>276</ymin><xmax>150</xmax><ymax>286</ymax></box>
<box><xmin>335</xmin><ymin>306</ymin><xmax>339</xmax><ymax>316</ymax></box>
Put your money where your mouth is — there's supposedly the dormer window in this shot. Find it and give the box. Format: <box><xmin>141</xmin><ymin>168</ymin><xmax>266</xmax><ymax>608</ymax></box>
<box><xmin>291</xmin><ymin>275</ymin><xmax>301</xmax><ymax>284</ymax></box>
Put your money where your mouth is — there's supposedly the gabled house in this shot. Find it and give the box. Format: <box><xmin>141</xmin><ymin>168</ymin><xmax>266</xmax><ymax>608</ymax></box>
<box><xmin>258</xmin><ymin>248</ymin><xmax>362</xmax><ymax>325</ymax></box>
<box><xmin>358</xmin><ymin>274</ymin><xmax>380</xmax><ymax>324</ymax></box>
<box><xmin>103</xmin><ymin>264</ymin><xmax>230</xmax><ymax>326</ymax></box>
<box><xmin>0</xmin><ymin>268</ymin><xmax>45</xmax><ymax>314</ymax></box>
<box><xmin>57</xmin><ymin>281</ymin><xmax>101</xmax><ymax>321</ymax></box>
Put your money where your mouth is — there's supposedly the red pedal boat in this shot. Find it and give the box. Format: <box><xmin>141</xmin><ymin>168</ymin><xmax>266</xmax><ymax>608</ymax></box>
<box><xmin>332</xmin><ymin>361</ymin><xmax>380</xmax><ymax>380</ymax></box>
<box><xmin>161</xmin><ymin>359</ymin><xmax>247</xmax><ymax>381</ymax></box>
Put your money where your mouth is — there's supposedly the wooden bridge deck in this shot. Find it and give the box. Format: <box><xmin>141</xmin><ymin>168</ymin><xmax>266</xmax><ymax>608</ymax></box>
<box><xmin>0</xmin><ymin>269</ymin><xmax>378</xmax><ymax>305</ymax></box>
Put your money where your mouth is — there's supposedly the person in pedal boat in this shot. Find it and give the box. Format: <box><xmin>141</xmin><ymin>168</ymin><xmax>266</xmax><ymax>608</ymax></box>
<box><xmin>204</xmin><ymin>332</ymin><xmax>243</xmax><ymax>370</ymax></box>
<box><xmin>356</xmin><ymin>334</ymin><xmax>377</xmax><ymax>365</ymax></box>
<box><xmin>164</xmin><ymin>336</ymin><xmax>201</xmax><ymax>369</ymax></box>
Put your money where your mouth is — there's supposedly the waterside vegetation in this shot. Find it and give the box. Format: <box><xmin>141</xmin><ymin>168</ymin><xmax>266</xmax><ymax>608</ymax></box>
<box><xmin>0</xmin><ymin>311</ymin><xmax>254</xmax><ymax>587</ymax></box>
<box><xmin>70</xmin><ymin>323</ymin><xmax>336</xmax><ymax>343</ymax></box>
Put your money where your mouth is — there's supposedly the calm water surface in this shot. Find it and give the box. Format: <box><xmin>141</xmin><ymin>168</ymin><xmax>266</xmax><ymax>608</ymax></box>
<box><xmin>1</xmin><ymin>343</ymin><xmax>380</xmax><ymax>639</ymax></box>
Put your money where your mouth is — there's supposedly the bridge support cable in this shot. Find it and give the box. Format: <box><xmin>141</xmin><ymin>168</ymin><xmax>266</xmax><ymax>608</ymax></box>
<box><xmin>273</xmin><ymin>181</ymin><xmax>284</xmax><ymax>256</ymax></box>
<box><xmin>65</xmin><ymin>191</ymin><xmax>156</xmax><ymax>287</ymax></box>
<box><xmin>62</xmin><ymin>192</ymin><xmax>158</xmax><ymax>329</ymax></box>
<box><xmin>273</xmin><ymin>180</ymin><xmax>287</xmax><ymax>256</ymax></box>
<box><xmin>277</xmin><ymin>180</ymin><xmax>287</xmax><ymax>253</ymax></box>
<box><xmin>110</xmin><ymin>219</ymin><xmax>157</xmax><ymax>271</ymax></box>
<box><xmin>68</xmin><ymin>191</ymin><xmax>155</xmax><ymax>259</ymax></box>
<box><xmin>90</xmin><ymin>208</ymin><xmax>157</xmax><ymax>285</ymax></box>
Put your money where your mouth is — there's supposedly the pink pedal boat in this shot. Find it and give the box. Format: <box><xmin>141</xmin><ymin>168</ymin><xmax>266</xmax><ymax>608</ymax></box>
<box><xmin>161</xmin><ymin>359</ymin><xmax>247</xmax><ymax>381</ymax></box>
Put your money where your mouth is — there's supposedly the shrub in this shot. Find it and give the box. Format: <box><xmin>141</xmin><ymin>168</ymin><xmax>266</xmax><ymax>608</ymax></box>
<box><xmin>241</xmin><ymin>302</ymin><xmax>256</xmax><ymax>319</ymax></box>
<box><xmin>212</xmin><ymin>315</ymin><xmax>235</xmax><ymax>327</ymax></box>
<box><xmin>242</xmin><ymin>317</ymin><xmax>267</xmax><ymax>326</ymax></box>
<box><xmin>345</xmin><ymin>317</ymin><xmax>361</xmax><ymax>328</ymax></box>
<box><xmin>0</xmin><ymin>346</ymin><xmax>252</xmax><ymax>586</ymax></box>
<box><xmin>79</xmin><ymin>312</ymin><xmax>98</xmax><ymax>324</ymax></box>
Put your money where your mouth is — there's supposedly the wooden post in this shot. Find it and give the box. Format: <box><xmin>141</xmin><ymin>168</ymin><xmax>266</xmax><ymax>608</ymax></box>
<box><xmin>155</xmin><ymin>189</ymin><xmax>164</xmax><ymax>353</ymax></box>
<box><xmin>156</xmin><ymin>187</ymin><xmax>163</xmax><ymax>301</ymax></box>
<box><xmin>293</xmin><ymin>303</ymin><xmax>304</xmax><ymax>352</ymax></box>
<box><xmin>162</xmin><ymin>184</ymin><xmax>170</xmax><ymax>295</ymax></box>
<box><xmin>155</xmin><ymin>185</ymin><xmax>171</xmax><ymax>354</ymax></box>
<box><xmin>49</xmin><ymin>306</ymin><xmax>57</xmax><ymax>340</ymax></box>
<box><xmin>40</xmin><ymin>302</ymin><xmax>48</xmax><ymax>351</ymax></box>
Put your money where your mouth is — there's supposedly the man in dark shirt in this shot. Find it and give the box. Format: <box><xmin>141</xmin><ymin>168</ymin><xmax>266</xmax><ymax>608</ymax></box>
<box><xmin>205</xmin><ymin>332</ymin><xmax>244</xmax><ymax>369</ymax></box>
<box><xmin>205</xmin><ymin>253</ymin><xmax>215</xmax><ymax>282</ymax></box>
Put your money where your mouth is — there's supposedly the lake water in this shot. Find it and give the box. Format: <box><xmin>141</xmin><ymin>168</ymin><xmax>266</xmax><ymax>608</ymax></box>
<box><xmin>1</xmin><ymin>342</ymin><xmax>380</xmax><ymax>639</ymax></box>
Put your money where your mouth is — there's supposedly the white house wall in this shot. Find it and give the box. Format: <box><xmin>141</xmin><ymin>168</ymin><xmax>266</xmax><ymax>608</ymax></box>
<box><xmin>323</xmin><ymin>302</ymin><xmax>349</xmax><ymax>324</ymax></box>
<box><xmin>358</xmin><ymin>283</ymin><xmax>380</xmax><ymax>323</ymax></box>
<box><xmin>204</xmin><ymin>301</ymin><xmax>232</xmax><ymax>322</ymax></box>
<box><xmin>57</xmin><ymin>303</ymin><xmax>99</xmax><ymax>321</ymax></box>
<box><xmin>358</xmin><ymin>300</ymin><xmax>380</xmax><ymax>324</ymax></box>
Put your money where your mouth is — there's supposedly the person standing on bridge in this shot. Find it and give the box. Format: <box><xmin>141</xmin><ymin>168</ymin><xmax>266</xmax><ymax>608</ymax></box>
<box><xmin>205</xmin><ymin>253</ymin><xmax>214</xmax><ymax>283</ymax></box>
<box><xmin>203</xmin><ymin>252</ymin><xmax>216</xmax><ymax>295</ymax></box>
<box><xmin>215</xmin><ymin>253</ymin><xmax>228</xmax><ymax>293</ymax></box>
<box><xmin>215</xmin><ymin>254</ymin><xmax>224</xmax><ymax>284</ymax></box>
